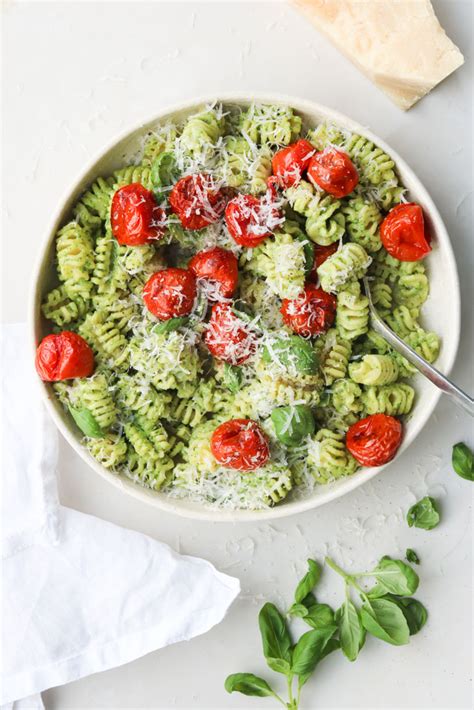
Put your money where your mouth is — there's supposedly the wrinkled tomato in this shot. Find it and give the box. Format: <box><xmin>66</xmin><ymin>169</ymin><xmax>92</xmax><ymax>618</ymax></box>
<box><xmin>188</xmin><ymin>247</ymin><xmax>238</xmax><ymax>299</ymax></box>
<box><xmin>272</xmin><ymin>139</ymin><xmax>315</xmax><ymax>188</ymax></box>
<box><xmin>281</xmin><ymin>284</ymin><xmax>337</xmax><ymax>337</ymax></box>
<box><xmin>346</xmin><ymin>413</ymin><xmax>403</xmax><ymax>466</ymax></box>
<box><xmin>111</xmin><ymin>183</ymin><xmax>166</xmax><ymax>245</ymax></box>
<box><xmin>143</xmin><ymin>268</ymin><xmax>197</xmax><ymax>320</ymax></box>
<box><xmin>169</xmin><ymin>173</ymin><xmax>226</xmax><ymax>230</ymax></box>
<box><xmin>307</xmin><ymin>147</ymin><xmax>359</xmax><ymax>198</ymax></box>
<box><xmin>205</xmin><ymin>303</ymin><xmax>256</xmax><ymax>365</ymax></box>
<box><xmin>210</xmin><ymin>419</ymin><xmax>270</xmax><ymax>471</ymax></box>
<box><xmin>225</xmin><ymin>193</ymin><xmax>282</xmax><ymax>248</ymax></box>
<box><xmin>380</xmin><ymin>203</ymin><xmax>431</xmax><ymax>262</ymax></box>
<box><xmin>35</xmin><ymin>331</ymin><xmax>95</xmax><ymax>382</ymax></box>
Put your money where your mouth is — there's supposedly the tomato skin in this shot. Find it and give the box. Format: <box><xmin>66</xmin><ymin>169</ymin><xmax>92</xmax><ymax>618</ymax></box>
<box><xmin>272</xmin><ymin>139</ymin><xmax>315</xmax><ymax>188</ymax></box>
<box><xmin>309</xmin><ymin>243</ymin><xmax>339</xmax><ymax>280</ymax></box>
<box><xmin>380</xmin><ymin>203</ymin><xmax>431</xmax><ymax>262</ymax></box>
<box><xmin>281</xmin><ymin>284</ymin><xmax>337</xmax><ymax>337</ymax></box>
<box><xmin>169</xmin><ymin>173</ymin><xmax>226</xmax><ymax>230</ymax></box>
<box><xmin>210</xmin><ymin>419</ymin><xmax>270</xmax><ymax>471</ymax></box>
<box><xmin>205</xmin><ymin>303</ymin><xmax>256</xmax><ymax>365</ymax></box>
<box><xmin>225</xmin><ymin>193</ymin><xmax>281</xmax><ymax>248</ymax></box>
<box><xmin>143</xmin><ymin>268</ymin><xmax>197</xmax><ymax>320</ymax></box>
<box><xmin>111</xmin><ymin>183</ymin><xmax>166</xmax><ymax>246</ymax></box>
<box><xmin>188</xmin><ymin>247</ymin><xmax>238</xmax><ymax>299</ymax></box>
<box><xmin>346</xmin><ymin>414</ymin><xmax>403</xmax><ymax>467</ymax></box>
<box><xmin>307</xmin><ymin>147</ymin><xmax>359</xmax><ymax>198</ymax></box>
<box><xmin>35</xmin><ymin>331</ymin><xmax>94</xmax><ymax>382</ymax></box>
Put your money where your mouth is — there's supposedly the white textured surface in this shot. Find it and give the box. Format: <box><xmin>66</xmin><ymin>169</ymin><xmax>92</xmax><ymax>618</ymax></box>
<box><xmin>2</xmin><ymin>1</ymin><xmax>473</xmax><ymax>709</ymax></box>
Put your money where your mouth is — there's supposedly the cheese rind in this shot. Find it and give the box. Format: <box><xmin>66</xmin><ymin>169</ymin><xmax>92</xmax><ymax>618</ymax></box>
<box><xmin>292</xmin><ymin>0</ymin><xmax>465</xmax><ymax>110</ymax></box>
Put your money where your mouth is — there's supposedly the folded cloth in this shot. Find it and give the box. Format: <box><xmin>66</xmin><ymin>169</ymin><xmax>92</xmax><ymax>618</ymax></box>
<box><xmin>1</xmin><ymin>324</ymin><xmax>240</xmax><ymax>706</ymax></box>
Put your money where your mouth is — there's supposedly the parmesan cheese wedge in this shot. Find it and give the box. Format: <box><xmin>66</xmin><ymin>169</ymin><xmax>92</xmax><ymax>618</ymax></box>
<box><xmin>292</xmin><ymin>0</ymin><xmax>464</xmax><ymax>110</ymax></box>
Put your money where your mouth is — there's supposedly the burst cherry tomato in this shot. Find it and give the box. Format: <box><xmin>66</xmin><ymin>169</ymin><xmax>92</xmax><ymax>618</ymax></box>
<box><xmin>309</xmin><ymin>243</ymin><xmax>339</xmax><ymax>280</ymax></box>
<box><xmin>281</xmin><ymin>284</ymin><xmax>337</xmax><ymax>337</ymax></box>
<box><xmin>307</xmin><ymin>147</ymin><xmax>359</xmax><ymax>198</ymax></box>
<box><xmin>169</xmin><ymin>173</ymin><xmax>226</xmax><ymax>230</ymax></box>
<box><xmin>35</xmin><ymin>331</ymin><xmax>94</xmax><ymax>382</ymax></box>
<box><xmin>210</xmin><ymin>419</ymin><xmax>270</xmax><ymax>471</ymax></box>
<box><xmin>143</xmin><ymin>268</ymin><xmax>197</xmax><ymax>320</ymax></box>
<box><xmin>225</xmin><ymin>193</ymin><xmax>282</xmax><ymax>248</ymax></box>
<box><xmin>346</xmin><ymin>414</ymin><xmax>403</xmax><ymax>467</ymax></box>
<box><xmin>111</xmin><ymin>183</ymin><xmax>166</xmax><ymax>246</ymax></box>
<box><xmin>205</xmin><ymin>303</ymin><xmax>256</xmax><ymax>365</ymax></box>
<box><xmin>188</xmin><ymin>247</ymin><xmax>238</xmax><ymax>299</ymax></box>
<box><xmin>380</xmin><ymin>203</ymin><xmax>431</xmax><ymax>262</ymax></box>
<box><xmin>272</xmin><ymin>139</ymin><xmax>315</xmax><ymax>188</ymax></box>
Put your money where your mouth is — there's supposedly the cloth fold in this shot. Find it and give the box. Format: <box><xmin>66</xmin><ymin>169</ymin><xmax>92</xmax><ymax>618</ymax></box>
<box><xmin>1</xmin><ymin>324</ymin><xmax>240</xmax><ymax>706</ymax></box>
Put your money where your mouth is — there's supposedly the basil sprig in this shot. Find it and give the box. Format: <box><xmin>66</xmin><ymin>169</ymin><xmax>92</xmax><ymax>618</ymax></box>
<box><xmin>407</xmin><ymin>496</ymin><xmax>440</xmax><ymax>530</ymax></box>
<box><xmin>68</xmin><ymin>405</ymin><xmax>104</xmax><ymax>439</ymax></box>
<box><xmin>452</xmin><ymin>442</ymin><xmax>473</xmax><ymax>481</ymax></box>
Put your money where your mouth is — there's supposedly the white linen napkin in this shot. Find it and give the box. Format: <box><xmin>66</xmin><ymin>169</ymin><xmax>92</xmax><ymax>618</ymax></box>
<box><xmin>1</xmin><ymin>324</ymin><xmax>240</xmax><ymax>707</ymax></box>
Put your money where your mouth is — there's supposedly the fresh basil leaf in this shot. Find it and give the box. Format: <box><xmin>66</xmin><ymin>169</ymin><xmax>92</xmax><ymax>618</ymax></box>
<box><xmin>291</xmin><ymin>626</ymin><xmax>337</xmax><ymax>677</ymax></box>
<box><xmin>69</xmin><ymin>406</ymin><xmax>104</xmax><ymax>439</ymax></box>
<box><xmin>271</xmin><ymin>405</ymin><xmax>315</xmax><ymax>447</ymax></box>
<box><xmin>224</xmin><ymin>673</ymin><xmax>275</xmax><ymax>698</ymax></box>
<box><xmin>405</xmin><ymin>549</ymin><xmax>420</xmax><ymax>565</ymax></box>
<box><xmin>258</xmin><ymin>603</ymin><xmax>292</xmax><ymax>675</ymax></box>
<box><xmin>367</xmin><ymin>557</ymin><xmax>419</xmax><ymax>598</ymax></box>
<box><xmin>262</xmin><ymin>336</ymin><xmax>319</xmax><ymax>375</ymax></box>
<box><xmin>360</xmin><ymin>598</ymin><xmax>410</xmax><ymax>646</ymax></box>
<box><xmin>222</xmin><ymin>363</ymin><xmax>242</xmax><ymax>394</ymax></box>
<box><xmin>300</xmin><ymin>239</ymin><xmax>315</xmax><ymax>276</ymax></box>
<box><xmin>407</xmin><ymin>497</ymin><xmax>440</xmax><ymax>530</ymax></box>
<box><xmin>338</xmin><ymin>599</ymin><xmax>365</xmax><ymax>662</ymax></box>
<box><xmin>294</xmin><ymin>559</ymin><xmax>321</xmax><ymax>604</ymax></box>
<box><xmin>289</xmin><ymin>603</ymin><xmax>309</xmax><ymax>618</ymax></box>
<box><xmin>151</xmin><ymin>151</ymin><xmax>178</xmax><ymax>190</ymax></box>
<box><xmin>452</xmin><ymin>442</ymin><xmax>474</xmax><ymax>481</ymax></box>
<box><xmin>396</xmin><ymin>597</ymin><xmax>428</xmax><ymax>636</ymax></box>
<box><xmin>152</xmin><ymin>317</ymin><xmax>189</xmax><ymax>335</ymax></box>
<box><xmin>304</xmin><ymin>604</ymin><xmax>335</xmax><ymax>630</ymax></box>
<box><xmin>297</xmin><ymin>638</ymin><xmax>340</xmax><ymax>689</ymax></box>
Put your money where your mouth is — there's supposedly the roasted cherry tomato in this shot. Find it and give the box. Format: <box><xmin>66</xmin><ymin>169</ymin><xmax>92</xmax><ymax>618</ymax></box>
<box><xmin>307</xmin><ymin>147</ymin><xmax>359</xmax><ymax>198</ymax></box>
<box><xmin>210</xmin><ymin>419</ymin><xmax>270</xmax><ymax>471</ymax></box>
<box><xmin>35</xmin><ymin>331</ymin><xmax>94</xmax><ymax>382</ymax></box>
<box><xmin>272</xmin><ymin>139</ymin><xmax>315</xmax><ymax>188</ymax></box>
<box><xmin>346</xmin><ymin>414</ymin><xmax>403</xmax><ymax>467</ymax></box>
<box><xmin>225</xmin><ymin>193</ymin><xmax>282</xmax><ymax>248</ymax></box>
<box><xmin>188</xmin><ymin>247</ymin><xmax>238</xmax><ymax>299</ymax></box>
<box><xmin>143</xmin><ymin>268</ymin><xmax>197</xmax><ymax>320</ymax></box>
<box><xmin>169</xmin><ymin>173</ymin><xmax>226</xmax><ymax>230</ymax></box>
<box><xmin>309</xmin><ymin>243</ymin><xmax>339</xmax><ymax>280</ymax></box>
<box><xmin>380</xmin><ymin>203</ymin><xmax>431</xmax><ymax>262</ymax></box>
<box><xmin>281</xmin><ymin>284</ymin><xmax>337</xmax><ymax>337</ymax></box>
<box><xmin>205</xmin><ymin>303</ymin><xmax>256</xmax><ymax>365</ymax></box>
<box><xmin>111</xmin><ymin>183</ymin><xmax>166</xmax><ymax>246</ymax></box>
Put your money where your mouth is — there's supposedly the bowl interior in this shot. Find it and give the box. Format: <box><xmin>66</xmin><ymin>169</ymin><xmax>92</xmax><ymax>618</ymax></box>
<box><xmin>31</xmin><ymin>94</ymin><xmax>460</xmax><ymax>521</ymax></box>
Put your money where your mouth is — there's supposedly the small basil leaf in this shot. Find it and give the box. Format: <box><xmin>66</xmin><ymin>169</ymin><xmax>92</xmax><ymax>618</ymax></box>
<box><xmin>271</xmin><ymin>405</ymin><xmax>315</xmax><ymax>447</ymax></box>
<box><xmin>291</xmin><ymin>626</ymin><xmax>337</xmax><ymax>677</ymax></box>
<box><xmin>406</xmin><ymin>549</ymin><xmax>420</xmax><ymax>565</ymax></box>
<box><xmin>222</xmin><ymin>363</ymin><xmax>242</xmax><ymax>394</ymax></box>
<box><xmin>304</xmin><ymin>604</ymin><xmax>335</xmax><ymax>630</ymax></box>
<box><xmin>407</xmin><ymin>497</ymin><xmax>440</xmax><ymax>530</ymax></box>
<box><xmin>262</xmin><ymin>335</ymin><xmax>319</xmax><ymax>375</ymax></box>
<box><xmin>396</xmin><ymin>597</ymin><xmax>428</xmax><ymax>636</ymax></box>
<box><xmin>224</xmin><ymin>673</ymin><xmax>275</xmax><ymax>698</ymax></box>
<box><xmin>258</xmin><ymin>603</ymin><xmax>292</xmax><ymax>675</ymax></box>
<box><xmin>152</xmin><ymin>317</ymin><xmax>189</xmax><ymax>335</ymax></box>
<box><xmin>338</xmin><ymin>599</ymin><xmax>365</xmax><ymax>662</ymax></box>
<box><xmin>300</xmin><ymin>238</ymin><xmax>315</xmax><ymax>276</ymax></box>
<box><xmin>69</xmin><ymin>406</ymin><xmax>104</xmax><ymax>439</ymax></box>
<box><xmin>367</xmin><ymin>557</ymin><xmax>419</xmax><ymax>598</ymax></box>
<box><xmin>360</xmin><ymin>598</ymin><xmax>410</xmax><ymax>646</ymax></box>
<box><xmin>452</xmin><ymin>442</ymin><xmax>474</xmax><ymax>481</ymax></box>
<box><xmin>151</xmin><ymin>151</ymin><xmax>178</xmax><ymax>191</ymax></box>
<box><xmin>289</xmin><ymin>603</ymin><xmax>309</xmax><ymax>618</ymax></box>
<box><xmin>294</xmin><ymin>559</ymin><xmax>321</xmax><ymax>604</ymax></box>
<box><xmin>297</xmin><ymin>638</ymin><xmax>340</xmax><ymax>688</ymax></box>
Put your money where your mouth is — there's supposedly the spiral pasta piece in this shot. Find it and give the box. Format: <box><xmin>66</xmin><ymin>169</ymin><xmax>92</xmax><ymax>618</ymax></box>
<box><xmin>42</xmin><ymin>285</ymin><xmax>87</xmax><ymax>326</ymax></box>
<box><xmin>180</xmin><ymin>109</ymin><xmax>224</xmax><ymax>155</ymax></box>
<box><xmin>331</xmin><ymin>379</ymin><xmax>363</xmax><ymax>415</ymax></box>
<box><xmin>56</xmin><ymin>221</ymin><xmax>94</xmax><ymax>300</ymax></box>
<box><xmin>87</xmin><ymin>435</ymin><xmax>127</xmax><ymax>469</ymax></box>
<box><xmin>336</xmin><ymin>285</ymin><xmax>369</xmax><ymax>340</ymax></box>
<box><xmin>307</xmin><ymin>428</ymin><xmax>358</xmax><ymax>482</ymax></box>
<box><xmin>79</xmin><ymin>311</ymin><xmax>129</xmax><ymax>369</ymax></box>
<box><xmin>318</xmin><ymin>243</ymin><xmax>372</xmax><ymax>293</ymax></box>
<box><xmin>78</xmin><ymin>372</ymin><xmax>117</xmax><ymax>430</ymax></box>
<box><xmin>321</xmin><ymin>330</ymin><xmax>352</xmax><ymax>384</ymax></box>
<box><xmin>362</xmin><ymin>383</ymin><xmax>415</xmax><ymax>416</ymax></box>
<box><xmin>342</xmin><ymin>197</ymin><xmax>382</xmax><ymax>252</ymax></box>
<box><xmin>349</xmin><ymin>354</ymin><xmax>399</xmax><ymax>386</ymax></box>
<box><xmin>242</xmin><ymin>229</ymin><xmax>307</xmax><ymax>299</ymax></box>
<box><xmin>117</xmin><ymin>374</ymin><xmax>171</xmax><ymax>431</ymax></box>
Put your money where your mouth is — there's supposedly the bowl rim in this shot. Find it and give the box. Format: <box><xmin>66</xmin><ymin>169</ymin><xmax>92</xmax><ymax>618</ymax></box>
<box><xmin>28</xmin><ymin>92</ymin><xmax>461</xmax><ymax>522</ymax></box>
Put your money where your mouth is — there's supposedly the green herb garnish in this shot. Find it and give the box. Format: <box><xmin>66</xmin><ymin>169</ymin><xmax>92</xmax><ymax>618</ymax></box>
<box><xmin>452</xmin><ymin>442</ymin><xmax>473</xmax><ymax>481</ymax></box>
<box><xmin>407</xmin><ymin>497</ymin><xmax>440</xmax><ymax>530</ymax></box>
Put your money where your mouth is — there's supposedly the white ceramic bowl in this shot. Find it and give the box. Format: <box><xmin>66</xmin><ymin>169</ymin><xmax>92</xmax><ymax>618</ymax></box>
<box><xmin>29</xmin><ymin>94</ymin><xmax>460</xmax><ymax>521</ymax></box>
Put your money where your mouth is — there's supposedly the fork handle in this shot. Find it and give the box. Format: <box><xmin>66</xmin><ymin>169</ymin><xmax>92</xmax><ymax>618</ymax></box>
<box><xmin>372</xmin><ymin>322</ymin><xmax>474</xmax><ymax>417</ymax></box>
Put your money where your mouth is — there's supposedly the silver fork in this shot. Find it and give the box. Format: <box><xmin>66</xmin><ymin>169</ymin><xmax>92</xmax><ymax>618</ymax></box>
<box><xmin>362</xmin><ymin>277</ymin><xmax>474</xmax><ymax>417</ymax></box>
